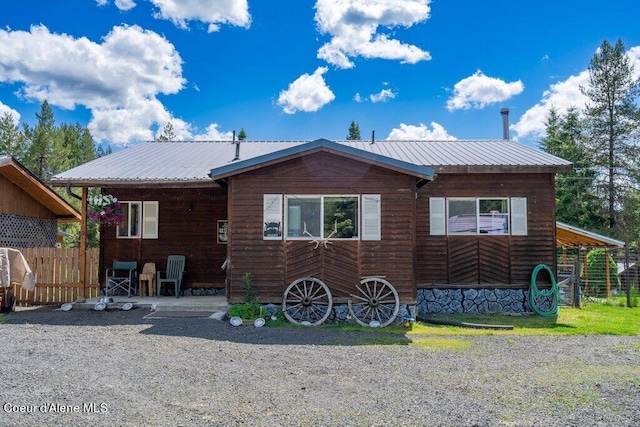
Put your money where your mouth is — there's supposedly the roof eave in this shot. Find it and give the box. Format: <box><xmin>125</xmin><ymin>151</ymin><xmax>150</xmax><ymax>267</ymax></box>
<box><xmin>1</xmin><ymin>157</ymin><xmax>81</xmax><ymax>221</ymax></box>
<box><xmin>432</xmin><ymin>164</ymin><xmax>573</xmax><ymax>174</ymax></box>
<box><xmin>49</xmin><ymin>179</ymin><xmax>222</xmax><ymax>188</ymax></box>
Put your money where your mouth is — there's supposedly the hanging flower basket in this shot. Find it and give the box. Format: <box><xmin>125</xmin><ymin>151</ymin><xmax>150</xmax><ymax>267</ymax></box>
<box><xmin>87</xmin><ymin>194</ymin><xmax>123</xmax><ymax>226</ymax></box>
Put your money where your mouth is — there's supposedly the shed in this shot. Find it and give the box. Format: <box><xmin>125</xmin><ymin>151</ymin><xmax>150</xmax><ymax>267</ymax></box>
<box><xmin>0</xmin><ymin>155</ymin><xmax>80</xmax><ymax>247</ymax></box>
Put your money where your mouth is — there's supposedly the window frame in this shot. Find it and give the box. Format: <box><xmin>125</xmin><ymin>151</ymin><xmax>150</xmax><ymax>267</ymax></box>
<box><xmin>116</xmin><ymin>201</ymin><xmax>159</xmax><ymax>239</ymax></box>
<box><xmin>284</xmin><ymin>195</ymin><xmax>360</xmax><ymax>241</ymax></box>
<box><xmin>430</xmin><ymin>197</ymin><xmax>525</xmax><ymax>236</ymax></box>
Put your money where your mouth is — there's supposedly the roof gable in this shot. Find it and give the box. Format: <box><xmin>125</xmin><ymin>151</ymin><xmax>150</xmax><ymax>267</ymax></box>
<box><xmin>209</xmin><ymin>138</ymin><xmax>435</xmax><ymax>182</ymax></box>
<box><xmin>0</xmin><ymin>156</ymin><xmax>80</xmax><ymax>221</ymax></box>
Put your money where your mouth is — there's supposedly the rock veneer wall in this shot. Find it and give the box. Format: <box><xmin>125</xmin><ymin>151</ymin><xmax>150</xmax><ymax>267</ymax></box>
<box><xmin>417</xmin><ymin>288</ymin><xmax>541</xmax><ymax>315</ymax></box>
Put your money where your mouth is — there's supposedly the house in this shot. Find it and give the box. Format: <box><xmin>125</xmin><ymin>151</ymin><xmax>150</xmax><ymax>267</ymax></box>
<box><xmin>0</xmin><ymin>155</ymin><xmax>80</xmax><ymax>248</ymax></box>
<box><xmin>51</xmin><ymin>137</ymin><xmax>572</xmax><ymax>321</ymax></box>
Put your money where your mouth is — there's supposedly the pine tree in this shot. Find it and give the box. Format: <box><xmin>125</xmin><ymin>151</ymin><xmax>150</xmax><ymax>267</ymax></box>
<box><xmin>581</xmin><ymin>39</ymin><xmax>640</xmax><ymax>233</ymax></box>
<box><xmin>24</xmin><ymin>100</ymin><xmax>56</xmax><ymax>179</ymax></box>
<box><xmin>157</xmin><ymin>122</ymin><xmax>176</xmax><ymax>141</ymax></box>
<box><xmin>237</xmin><ymin>127</ymin><xmax>247</xmax><ymax>140</ymax></box>
<box><xmin>541</xmin><ymin>107</ymin><xmax>604</xmax><ymax>231</ymax></box>
<box><xmin>0</xmin><ymin>111</ymin><xmax>27</xmax><ymax>160</ymax></box>
<box><xmin>347</xmin><ymin>121</ymin><xmax>361</xmax><ymax>140</ymax></box>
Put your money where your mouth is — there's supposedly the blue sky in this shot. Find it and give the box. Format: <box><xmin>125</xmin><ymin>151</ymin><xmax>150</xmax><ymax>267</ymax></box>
<box><xmin>0</xmin><ymin>0</ymin><xmax>639</xmax><ymax>149</ymax></box>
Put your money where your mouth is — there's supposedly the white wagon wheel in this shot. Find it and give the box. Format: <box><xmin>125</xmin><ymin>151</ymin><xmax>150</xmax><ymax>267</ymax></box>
<box><xmin>282</xmin><ymin>277</ymin><xmax>333</xmax><ymax>326</ymax></box>
<box><xmin>348</xmin><ymin>277</ymin><xmax>399</xmax><ymax>327</ymax></box>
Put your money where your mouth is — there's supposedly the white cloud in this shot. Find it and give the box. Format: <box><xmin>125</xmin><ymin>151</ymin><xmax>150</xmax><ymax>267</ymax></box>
<box><xmin>511</xmin><ymin>72</ymin><xmax>588</xmax><ymax>139</ymax></box>
<box><xmin>191</xmin><ymin>123</ymin><xmax>234</xmax><ymax>140</ymax></box>
<box><xmin>115</xmin><ymin>0</ymin><xmax>136</xmax><ymax>11</ymax></box>
<box><xmin>149</xmin><ymin>0</ymin><xmax>251</xmax><ymax>32</ymax></box>
<box><xmin>0</xmin><ymin>101</ymin><xmax>20</xmax><ymax>124</ymax></box>
<box><xmin>387</xmin><ymin>122</ymin><xmax>456</xmax><ymax>140</ymax></box>
<box><xmin>353</xmin><ymin>92</ymin><xmax>363</xmax><ymax>102</ymax></box>
<box><xmin>314</xmin><ymin>0</ymin><xmax>432</xmax><ymax>69</ymax></box>
<box><xmin>95</xmin><ymin>0</ymin><xmax>108</xmax><ymax>6</ymax></box>
<box><xmin>370</xmin><ymin>88</ymin><xmax>396</xmax><ymax>103</ymax></box>
<box><xmin>0</xmin><ymin>24</ymin><xmax>233</xmax><ymax>144</ymax></box>
<box><xmin>277</xmin><ymin>67</ymin><xmax>336</xmax><ymax>114</ymax></box>
<box><xmin>446</xmin><ymin>70</ymin><xmax>524</xmax><ymax>111</ymax></box>
<box><xmin>513</xmin><ymin>45</ymin><xmax>640</xmax><ymax>139</ymax></box>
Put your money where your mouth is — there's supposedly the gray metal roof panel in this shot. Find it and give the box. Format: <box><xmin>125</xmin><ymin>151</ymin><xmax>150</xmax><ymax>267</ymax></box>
<box><xmin>51</xmin><ymin>139</ymin><xmax>572</xmax><ymax>185</ymax></box>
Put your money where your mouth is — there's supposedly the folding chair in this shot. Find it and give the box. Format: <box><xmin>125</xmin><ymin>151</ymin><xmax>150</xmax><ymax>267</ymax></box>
<box><xmin>105</xmin><ymin>261</ymin><xmax>138</xmax><ymax>297</ymax></box>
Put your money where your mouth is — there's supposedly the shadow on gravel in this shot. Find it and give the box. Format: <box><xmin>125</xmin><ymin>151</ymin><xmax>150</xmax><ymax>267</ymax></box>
<box><xmin>2</xmin><ymin>306</ymin><xmax>411</xmax><ymax>347</ymax></box>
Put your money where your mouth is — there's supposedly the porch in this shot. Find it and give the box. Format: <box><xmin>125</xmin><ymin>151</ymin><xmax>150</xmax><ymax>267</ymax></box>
<box><xmin>71</xmin><ymin>295</ymin><xmax>229</xmax><ymax>313</ymax></box>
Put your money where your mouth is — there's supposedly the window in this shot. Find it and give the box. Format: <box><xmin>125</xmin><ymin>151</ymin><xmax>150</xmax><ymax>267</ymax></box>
<box><xmin>264</xmin><ymin>194</ymin><xmax>380</xmax><ymax>241</ymax></box>
<box><xmin>429</xmin><ymin>197</ymin><xmax>526</xmax><ymax>236</ymax></box>
<box><xmin>117</xmin><ymin>201</ymin><xmax>159</xmax><ymax>239</ymax></box>
<box><xmin>285</xmin><ymin>196</ymin><xmax>359</xmax><ymax>239</ymax></box>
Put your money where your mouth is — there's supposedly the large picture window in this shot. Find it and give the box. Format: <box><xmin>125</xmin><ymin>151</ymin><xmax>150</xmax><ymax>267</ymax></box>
<box><xmin>429</xmin><ymin>197</ymin><xmax>526</xmax><ymax>236</ymax></box>
<box><xmin>285</xmin><ymin>196</ymin><xmax>359</xmax><ymax>239</ymax></box>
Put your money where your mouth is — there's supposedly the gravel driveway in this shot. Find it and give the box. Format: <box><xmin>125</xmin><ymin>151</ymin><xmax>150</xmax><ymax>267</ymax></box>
<box><xmin>1</xmin><ymin>306</ymin><xmax>638</xmax><ymax>426</ymax></box>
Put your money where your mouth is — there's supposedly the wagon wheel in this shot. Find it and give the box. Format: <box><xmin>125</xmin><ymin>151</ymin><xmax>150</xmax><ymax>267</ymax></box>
<box><xmin>282</xmin><ymin>277</ymin><xmax>333</xmax><ymax>326</ymax></box>
<box><xmin>348</xmin><ymin>277</ymin><xmax>399</xmax><ymax>327</ymax></box>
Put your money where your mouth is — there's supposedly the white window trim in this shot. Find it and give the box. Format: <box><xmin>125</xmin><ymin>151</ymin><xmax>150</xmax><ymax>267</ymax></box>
<box><xmin>117</xmin><ymin>201</ymin><xmax>159</xmax><ymax>239</ymax></box>
<box><xmin>431</xmin><ymin>197</ymin><xmax>524</xmax><ymax>236</ymax></box>
<box><xmin>284</xmin><ymin>195</ymin><xmax>361</xmax><ymax>241</ymax></box>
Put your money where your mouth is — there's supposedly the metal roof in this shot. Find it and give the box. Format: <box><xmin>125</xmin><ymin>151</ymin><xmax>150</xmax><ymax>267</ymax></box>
<box><xmin>210</xmin><ymin>138</ymin><xmax>435</xmax><ymax>182</ymax></box>
<box><xmin>51</xmin><ymin>139</ymin><xmax>572</xmax><ymax>187</ymax></box>
<box><xmin>556</xmin><ymin>222</ymin><xmax>625</xmax><ymax>248</ymax></box>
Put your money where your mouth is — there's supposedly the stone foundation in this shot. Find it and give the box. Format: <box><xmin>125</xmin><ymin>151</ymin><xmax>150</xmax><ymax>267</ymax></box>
<box><xmin>181</xmin><ymin>287</ymin><xmax>226</xmax><ymax>297</ymax></box>
<box><xmin>417</xmin><ymin>288</ymin><xmax>553</xmax><ymax>315</ymax></box>
<box><xmin>260</xmin><ymin>303</ymin><xmax>416</xmax><ymax>325</ymax></box>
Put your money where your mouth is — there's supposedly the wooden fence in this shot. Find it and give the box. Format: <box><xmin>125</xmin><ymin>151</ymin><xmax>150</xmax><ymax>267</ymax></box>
<box><xmin>10</xmin><ymin>247</ymin><xmax>101</xmax><ymax>305</ymax></box>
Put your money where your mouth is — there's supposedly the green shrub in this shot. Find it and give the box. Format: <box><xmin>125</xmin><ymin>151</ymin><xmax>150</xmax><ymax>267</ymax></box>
<box><xmin>228</xmin><ymin>302</ymin><xmax>262</xmax><ymax>319</ymax></box>
<box><xmin>242</xmin><ymin>272</ymin><xmax>258</xmax><ymax>303</ymax></box>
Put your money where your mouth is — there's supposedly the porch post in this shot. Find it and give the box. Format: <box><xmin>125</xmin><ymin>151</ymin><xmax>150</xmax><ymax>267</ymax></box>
<box><xmin>80</xmin><ymin>187</ymin><xmax>88</xmax><ymax>298</ymax></box>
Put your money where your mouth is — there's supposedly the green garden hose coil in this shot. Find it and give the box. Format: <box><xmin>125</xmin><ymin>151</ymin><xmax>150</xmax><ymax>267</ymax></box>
<box><xmin>530</xmin><ymin>264</ymin><xmax>559</xmax><ymax>317</ymax></box>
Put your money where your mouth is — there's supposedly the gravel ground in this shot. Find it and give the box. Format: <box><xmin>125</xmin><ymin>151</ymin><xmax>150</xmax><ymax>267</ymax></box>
<box><xmin>0</xmin><ymin>306</ymin><xmax>638</xmax><ymax>427</ymax></box>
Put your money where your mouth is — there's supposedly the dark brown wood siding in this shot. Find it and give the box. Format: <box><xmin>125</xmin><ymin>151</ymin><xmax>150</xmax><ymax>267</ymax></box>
<box><xmin>416</xmin><ymin>173</ymin><xmax>556</xmax><ymax>288</ymax></box>
<box><xmin>227</xmin><ymin>151</ymin><xmax>416</xmax><ymax>303</ymax></box>
<box><xmin>1</xmin><ymin>174</ymin><xmax>57</xmax><ymax>218</ymax></box>
<box><xmin>101</xmin><ymin>187</ymin><xmax>228</xmax><ymax>288</ymax></box>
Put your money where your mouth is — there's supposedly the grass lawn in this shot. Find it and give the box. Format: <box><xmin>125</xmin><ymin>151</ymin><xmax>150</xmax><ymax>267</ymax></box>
<box><xmin>400</xmin><ymin>302</ymin><xmax>640</xmax><ymax>336</ymax></box>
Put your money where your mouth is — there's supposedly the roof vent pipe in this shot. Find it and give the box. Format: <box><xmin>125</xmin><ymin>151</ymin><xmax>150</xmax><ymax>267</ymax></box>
<box><xmin>232</xmin><ymin>130</ymin><xmax>240</xmax><ymax>161</ymax></box>
<box><xmin>371</xmin><ymin>130</ymin><xmax>375</xmax><ymax>144</ymax></box>
<box><xmin>500</xmin><ymin>108</ymin><xmax>510</xmax><ymax>140</ymax></box>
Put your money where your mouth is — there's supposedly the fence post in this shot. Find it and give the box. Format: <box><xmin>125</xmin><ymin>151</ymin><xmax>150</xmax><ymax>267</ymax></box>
<box><xmin>80</xmin><ymin>187</ymin><xmax>88</xmax><ymax>298</ymax></box>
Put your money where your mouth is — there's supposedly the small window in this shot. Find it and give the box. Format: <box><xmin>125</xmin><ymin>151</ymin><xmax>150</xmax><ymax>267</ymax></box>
<box><xmin>117</xmin><ymin>202</ymin><xmax>141</xmax><ymax>238</ymax></box>
<box><xmin>117</xmin><ymin>201</ymin><xmax>159</xmax><ymax>239</ymax></box>
<box><xmin>434</xmin><ymin>197</ymin><xmax>521</xmax><ymax>236</ymax></box>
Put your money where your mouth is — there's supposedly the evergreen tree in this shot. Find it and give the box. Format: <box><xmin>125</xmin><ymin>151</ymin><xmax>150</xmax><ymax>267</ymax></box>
<box><xmin>0</xmin><ymin>111</ymin><xmax>27</xmax><ymax>160</ymax></box>
<box><xmin>347</xmin><ymin>121</ymin><xmax>361</xmax><ymax>140</ymax></box>
<box><xmin>580</xmin><ymin>39</ymin><xmax>640</xmax><ymax>234</ymax></box>
<box><xmin>541</xmin><ymin>107</ymin><xmax>604</xmax><ymax>231</ymax></box>
<box><xmin>237</xmin><ymin>127</ymin><xmax>247</xmax><ymax>140</ymax></box>
<box><xmin>24</xmin><ymin>100</ymin><xmax>56</xmax><ymax>179</ymax></box>
<box><xmin>157</xmin><ymin>122</ymin><xmax>176</xmax><ymax>141</ymax></box>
